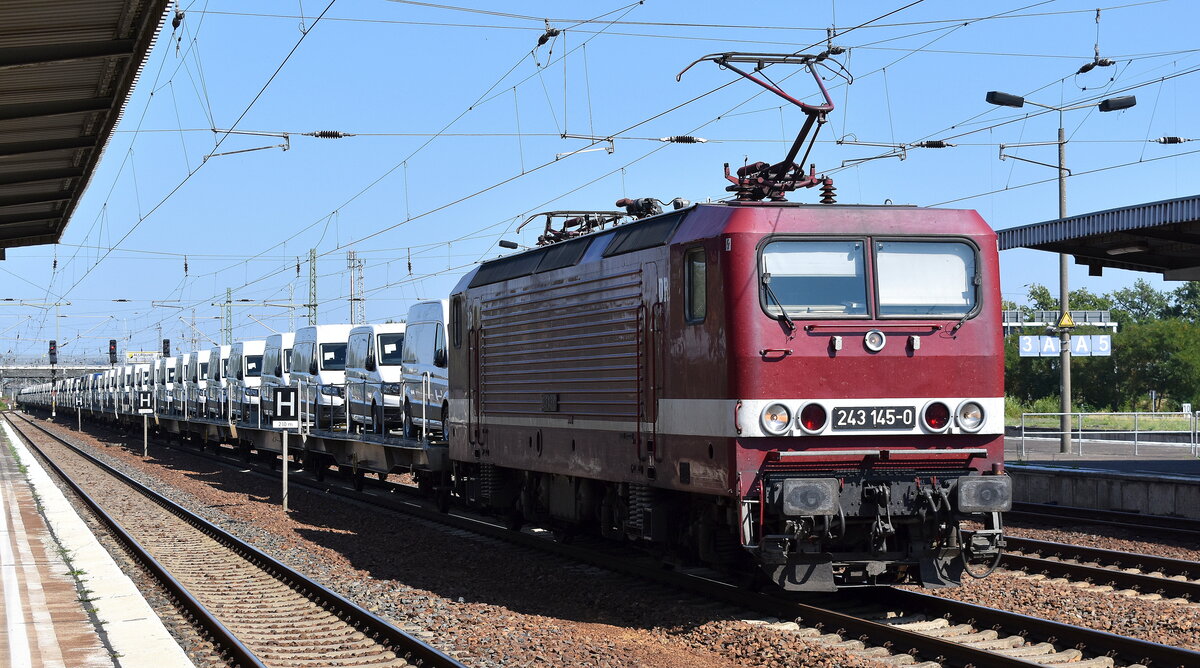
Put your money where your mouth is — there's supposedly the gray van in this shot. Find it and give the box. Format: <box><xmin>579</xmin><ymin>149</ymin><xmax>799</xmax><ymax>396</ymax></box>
<box><xmin>401</xmin><ymin>300</ymin><xmax>449</xmax><ymax>439</ymax></box>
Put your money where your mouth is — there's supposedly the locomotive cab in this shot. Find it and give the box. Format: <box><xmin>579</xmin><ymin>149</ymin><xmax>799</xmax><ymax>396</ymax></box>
<box><xmin>725</xmin><ymin>203</ymin><xmax>1010</xmax><ymax>589</ymax></box>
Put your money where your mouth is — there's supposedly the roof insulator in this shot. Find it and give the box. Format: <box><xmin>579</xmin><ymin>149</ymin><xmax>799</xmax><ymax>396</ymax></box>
<box><xmin>660</xmin><ymin>136</ymin><xmax>708</xmax><ymax>144</ymax></box>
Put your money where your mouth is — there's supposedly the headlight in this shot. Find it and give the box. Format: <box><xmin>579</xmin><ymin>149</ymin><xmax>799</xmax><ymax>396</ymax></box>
<box><xmin>245</xmin><ymin>388</ymin><xmax>259</xmax><ymax>397</ymax></box>
<box><xmin>781</xmin><ymin>478</ymin><xmax>839</xmax><ymax>516</ymax></box>
<box><xmin>957</xmin><ymin>475</ymin><xmax>1012</xmax><ymax>513</ymax></box>
<box><xmin>863</xmin><ymin>329</ymin><xmax>887</xmax><ymax>352</ymax></box>
<box><xmin>760</xmin><ymin>403</ymin><xmax>791</xmax><ymax>435</ymax></box>
<box><xmin>956</xmin><ymin>400</ymin><xmax>985</xmax><ymax>432</ymax></box>
<box><xmin>381</xmin><ymin>382</ymin><xmax>402</xmax><ymax>395</ymax></box>
<box><xmin>321</xmin><ymin>385</ymin><xmax>344</xmax><ymax>397</ymax></box>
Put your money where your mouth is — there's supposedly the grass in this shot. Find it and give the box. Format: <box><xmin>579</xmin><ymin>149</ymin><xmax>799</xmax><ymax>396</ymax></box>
<box><xmin>1016</xmin><ymin>414</ymin><xmax>1192</xmax><ymax>431</ymax></box>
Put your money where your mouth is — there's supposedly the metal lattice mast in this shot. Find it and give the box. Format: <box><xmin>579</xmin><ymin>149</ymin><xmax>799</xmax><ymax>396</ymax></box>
<box><xmin>307</xmin><ymin>248</ymin><xmax>318</xmax><ymax>325</ymax></box>
<box><xmin>347</xmin><ymin>250</ymin><xmax>365</xmax><ymax>324</ymax></box>
<box><xmin>222</xmin><ymin>288</ymin><xmax>232</xmax><ymax>345</ymax></box>
<box><xmin>189</xmin><ymin>309</ymin><xmax>198</xmax><ymax>351</ymax></box>
<box><xmin>287</xmin><ymin>283</ymin><xmax>296</xmax><ymax>331</ymax></box>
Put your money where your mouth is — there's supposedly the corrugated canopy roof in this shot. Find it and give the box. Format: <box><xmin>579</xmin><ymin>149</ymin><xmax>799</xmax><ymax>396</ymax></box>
<box><xmin>0</xmin><ymin>0</ymin><xmax>170</xmax><ymax>250</ymax></box>
<box><xmin>997</xmin><ymin>194</ymin><xmax>1200</xmax><ymax>281</ymax></box>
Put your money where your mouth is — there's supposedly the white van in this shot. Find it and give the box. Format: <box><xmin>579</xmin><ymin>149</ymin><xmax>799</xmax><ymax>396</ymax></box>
<box><xmin>119</xmin><ymin>365</ymin><xmax>134</xmax><ymax>413</ymax></box>
<box><xmin>155</xmin><ymin>357</ymin><xmax>177</xmax><ymax>414</ymax></box>
<box><xmin>345</xmin><ymin>323</ymin><xmax>406</xmax><ymax>434</ymax></box>
<box><xmin>401</xmin><ymin>300</ymin><xmax>450</xmax><ymax>439</ymax></box>
<box><xmin>173</xmin><ymin>353</ymin><xmax>193</xmax><ymax>416</ymax></box>
<box><xmin>289</xmin><ymin>324</ymin><xmax>353</xmax><ymax>430</ymax></box>
<box><xmin>131</xmin><ymin>363</ymin><xmax>151</xmax><ymax>411</ymax></box>
<box><xmin>185</xmin><ymin>350</ymin><xmax>211</xmax><ymax>418</ymax></box>
<box><xmin>227</xmin><ymin>340</ymin><xmax>266</xmax><ymax>422</ymax></box>
<box><xmin>205</xmin><ymin>345</ymin><xmax>231</xmax><ymax>418</ymax></box>
<box><xmin>260</xmin><ymin>332</ymin><xmax>296</xmax><ymax>420</ymax></box>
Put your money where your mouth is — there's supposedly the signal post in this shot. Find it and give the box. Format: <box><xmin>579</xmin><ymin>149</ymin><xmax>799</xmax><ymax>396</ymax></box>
<box><xmin>272</xmin><ymin>387</ymin><xmax>300</xmax><ymax>512</ymax></box>
<box><xmin>136</xmin><ymin>390</ymin><xmax>153</xmax><ymax>456</ymax></box>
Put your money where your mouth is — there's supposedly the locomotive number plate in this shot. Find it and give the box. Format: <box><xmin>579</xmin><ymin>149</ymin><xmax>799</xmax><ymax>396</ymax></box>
<box><xmin>832</xmin><ymin>406</ymin><xmax>916</xmax><ymax>430</ymax></box>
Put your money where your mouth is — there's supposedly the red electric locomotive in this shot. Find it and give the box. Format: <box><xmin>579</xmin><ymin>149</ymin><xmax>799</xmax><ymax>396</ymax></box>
<box><xmin>444</xmin><ymin>53</ymin><xmax>1009</xmax><ymax>590</ymax></box>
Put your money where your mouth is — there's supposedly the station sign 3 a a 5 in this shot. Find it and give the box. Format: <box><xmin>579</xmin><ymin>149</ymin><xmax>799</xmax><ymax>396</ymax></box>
<box><xmin>1018</xmin><ymin>335</ymin><xmax>1111</xmax><ymax>358</ymax></box>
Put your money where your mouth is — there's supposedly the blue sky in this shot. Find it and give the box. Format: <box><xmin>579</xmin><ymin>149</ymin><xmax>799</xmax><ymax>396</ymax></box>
<box><xmin>7</xmin><ymin>0</ymin><xmax>1199</xmax><ymax>361</ymax></box>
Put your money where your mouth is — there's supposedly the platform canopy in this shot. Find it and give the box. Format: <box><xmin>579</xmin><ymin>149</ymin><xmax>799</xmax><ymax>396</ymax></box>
<box><xmin>0</xmin><ymin>0</ymin><xmax>170</xmax><ymax>250</ymax></box>
<box><xmin>997</xmin><ymin>194</ymin><xmax>1200</xmax><ymax>281</ymax></box>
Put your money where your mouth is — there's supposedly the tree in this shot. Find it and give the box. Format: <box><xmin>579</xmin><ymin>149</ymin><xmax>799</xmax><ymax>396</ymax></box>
<box><xmin>1109</xmin><ymin>319</ymin><xmax>1200</xmax><ymax>410</ymax></box>
<box><xmin>1109</xmin><ymin>279</ymin><xmax>1170</xmax><ymax>325</ymax></box>
<box><xmin>1168</xmin><ymin>281</ymin><xmax>1200</xmax><ymax>323</ymax></box>
<box><xmin>1066</xmin><ymin>287</ymin><xmax>1112</xmax><ymax>311</ymax></box>
<box><xmin>1019</xmin><ymin>284</ymin><xmax>1111</xmax><ymax>313</ymax></box>
<box><xmin>1025</xmin><ymin>284</ymin><xmax>1055</xmax><ymax>312</ymax></box>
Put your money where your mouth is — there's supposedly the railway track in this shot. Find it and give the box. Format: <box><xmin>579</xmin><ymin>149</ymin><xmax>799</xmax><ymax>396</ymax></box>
<box><xmin>1002</xmin><ymin>536</ymin><xmax>1200</xmax><ymax>601</ymax></box>
<box><xmin>28</xmin><ymin>413</ymin><xmax>1200</xmax><ymax>668</ymax></box>
<box><xmin>1007</xmin><ymin>502</ymin><xmax>1200</xmax><ymax>540</ymax></box>
<box><xmin>5</xmin><ymin>412</ymin><xmax>464</xmax><ymax>668</ymax></box>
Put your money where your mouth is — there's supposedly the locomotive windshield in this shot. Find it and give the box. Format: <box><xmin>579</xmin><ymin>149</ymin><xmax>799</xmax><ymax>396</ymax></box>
<box><xmin>760</xmin><ymin>238</ymin><xmax>978</xmax><ymax>319</ymax></box>
<box><xmin>875</xmin><ymin>241</ymin><xmax>977</xmax><ymax>316</ymax></box>
<box><xmin>760</xmin><ymin>240</ymin><xmax>868</xmax><ymax>316</ymax></box>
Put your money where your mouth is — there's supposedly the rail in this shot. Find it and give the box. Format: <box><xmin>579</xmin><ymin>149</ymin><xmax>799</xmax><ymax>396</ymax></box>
<box><xmin>1018</xmin><ymin>410</ymin><xmax>1200</xmax><ymax>457</ymax></box>
<box><xmin>6</xmin><ymin>411</ymin><xmax>464</xmax><ymax>668</ymax></box>
<box><xmin>69</xmin><ymin>410</ymin><xmax>1197</xmax><ymax>668</ymax></box>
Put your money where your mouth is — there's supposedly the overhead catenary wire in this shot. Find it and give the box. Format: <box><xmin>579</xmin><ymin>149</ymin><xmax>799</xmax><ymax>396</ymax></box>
<box><xmin>23</xmin><ymin>1</ymin><xmax>1200</xmax><ymax>356</ymax></box>
<box><xmin>65</xmin><ymin>0</ymin><xmax>1004</xmax><ymax>349</ymax></box>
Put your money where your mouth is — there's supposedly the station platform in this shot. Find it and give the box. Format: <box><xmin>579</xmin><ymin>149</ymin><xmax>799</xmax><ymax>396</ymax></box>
<box><xmin>1003</xmin><ymin>436</ymin><xmax>1200</xmax><ymax>520</ymax></box>
<box><xmin>1004</xmin><ymin>435</ymin><xmax>1200</xmax><ymax>477</ymax></box>
<box><xmin>0</xmin><ymin>419</ymin><xmax>193</xmax><ymax>668</ymax></box>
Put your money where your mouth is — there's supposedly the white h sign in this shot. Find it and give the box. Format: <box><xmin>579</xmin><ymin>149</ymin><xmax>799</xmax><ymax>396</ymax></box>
<box><xmin>273</xmin><ymin>387</ymin><xmax>299</xmax><ymax>429</ymax></box>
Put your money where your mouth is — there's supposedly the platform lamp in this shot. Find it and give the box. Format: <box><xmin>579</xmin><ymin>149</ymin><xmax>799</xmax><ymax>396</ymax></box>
<box><xmin>985</xmin><ymin>90</ymin><xmax>1136</xmax><ymax>454</ymax></box>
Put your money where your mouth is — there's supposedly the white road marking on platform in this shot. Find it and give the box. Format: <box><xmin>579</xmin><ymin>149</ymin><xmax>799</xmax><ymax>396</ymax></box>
<box><xmin>1</xmin><ymin>460</ymin><xmax>33</xmax><ymax>668</ymax></box>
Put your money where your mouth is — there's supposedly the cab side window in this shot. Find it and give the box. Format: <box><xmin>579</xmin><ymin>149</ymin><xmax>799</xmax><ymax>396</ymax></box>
<box><xmin>685</xmin><ymin>246</ymin><xmax>707</xmax><ymax>323</ymax></box>
<box><xmin>451</xmin><ymin>296</ymin><xmax>463</xmax><ymax>349</ymax></box>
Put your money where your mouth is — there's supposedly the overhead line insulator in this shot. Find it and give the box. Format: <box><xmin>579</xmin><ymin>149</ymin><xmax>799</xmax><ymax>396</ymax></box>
<box><xmin>305</xmin><ymin>130</ymin><xmax>349</xmax><ymax>139</ymax></box>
